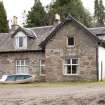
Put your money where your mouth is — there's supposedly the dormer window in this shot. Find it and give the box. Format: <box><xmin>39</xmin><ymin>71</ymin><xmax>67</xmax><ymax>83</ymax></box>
<box><xmin>18</xmin><ymin>36</ymin><xmax>24</xmax><ymax>48</ymax></box>
<box><xmin>67</xmin><ymin>37</ymin><xmax>75</xmax><ymax>47</ymax></box>
<box><xmin>15</xmin><ymin>32</ymin><xmax>27</xmax><ymax>49</ymax></box>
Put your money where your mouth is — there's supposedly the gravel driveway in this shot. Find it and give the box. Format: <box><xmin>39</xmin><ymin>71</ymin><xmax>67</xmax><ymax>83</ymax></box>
<box><xmin>0</xmin><ymin>84</ymin><xmax>105</xmax><ymax>105</ymax></box>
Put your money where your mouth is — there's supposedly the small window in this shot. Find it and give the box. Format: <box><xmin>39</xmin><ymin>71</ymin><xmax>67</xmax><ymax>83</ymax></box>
<box><xmin>67</xmin><ymin>37</ymin><xmax>75</xmax><ymax>47</ymax></box>
<box><xmin>64</xmin><ymin>58</ymin><xmax>79</xmax><ymax>75</ymax></box>
<box><xmin>15</xmin><ymin>35</ymin><xmax>27</xmax><ymax>49</ymax></box>
<box><xmin>40</xmin><ymin>60</ymin><xmax>45</xmax><ymax>76</ymax></box>
<box><xmin>19</xmin><ymin>37</ymin><xmax>23</xmax><ymax>47</ymax></box>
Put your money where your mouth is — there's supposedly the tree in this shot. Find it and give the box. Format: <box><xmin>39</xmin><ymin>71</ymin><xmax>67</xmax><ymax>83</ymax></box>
<box><xmin>26</xmin><ymin>0</ymin><xmax>47</xmax><ymax>27</ymax></box>
<box><xmin>0</xmin><ymin>1</ymin><xmax>8</xmax><ymax>33</ymax></box>
<box><xmin>94</xmin><ymin>0</ymin><xmax>99</xmax><ymax>19</ymax></box>
<box><xmin>99</xmin><ymin>0</ymin><xmax>105</xmax><ymax>25</ymax></box>
<box><xmin>47</xmin><ymin>0</ymin><xmax>93</xmax><ymax>27</ymax></box>
<box><xmin>82</xmin><ymin>9</ymin><xmax>93</xmax><ymax>27</ymax></box>
<box><xmin>94</xmin><ymin>0</ymin><xmax>105</xmax><ymax>26</ymax></box>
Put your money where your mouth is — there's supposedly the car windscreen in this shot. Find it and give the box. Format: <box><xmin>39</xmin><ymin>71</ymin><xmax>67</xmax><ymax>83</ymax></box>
<box><xmin>6</xmin><ymin>76</ymin><xmax>16</xmax><ymax>81</ymax></box>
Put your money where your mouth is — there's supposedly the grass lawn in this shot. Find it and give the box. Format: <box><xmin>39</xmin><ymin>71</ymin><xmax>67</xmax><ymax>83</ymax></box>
<box><xmin>0</xmin><ymin>81</ymin><xmax>105</xmax><ymax>88</ymax></box>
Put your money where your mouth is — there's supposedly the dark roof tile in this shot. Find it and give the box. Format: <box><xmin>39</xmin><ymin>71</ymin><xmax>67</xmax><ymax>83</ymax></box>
<box><xmin>0</xmin><ymin>26</ymin><xmax>54</xmax><ymax>52</ymax></box>
<box><xmin>89</xmin><ymin>27</ymin><xmax>105</xmax><ymax>35</ymax></box>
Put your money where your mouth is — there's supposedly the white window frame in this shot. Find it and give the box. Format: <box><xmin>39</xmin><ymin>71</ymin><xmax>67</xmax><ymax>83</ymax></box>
<box><xmin>16</xmin><ymin>60</ymin><xmax>29</xmax><ymax>74</ymax></box>
<box><xmin>40</xmin><ymin>60</ymin><xmax>45</xmax><ymax>76</ymax></box>
<box><xmin>64</xmin><ymin>58</ymin><xmax>79</xmax><ymax>75</ymax></box>
<box><xmin>67</xmin><ymin>37</ymin><xmax>75</xmax><ymax>47</ymax></box>
<box><xmin>15</xmin><ymin>32</ymin><xmax>27</xmax><ymax>49</ymax></box>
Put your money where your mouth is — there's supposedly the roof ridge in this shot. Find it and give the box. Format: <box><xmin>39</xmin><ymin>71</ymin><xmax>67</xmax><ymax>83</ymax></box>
<box><xmin>0</xmin><ymin>33</ymin><xmax>8</xmax><ymax>34</ymax></box>
<box><xmin>29</xmin><ymin>25</ymin><xmax>53</xmax><ymax>29</ymax></box>
<box><xmin>89</xmin><ymin>27</ymin><xmax>105</xmax><ymax>29</ymax></box>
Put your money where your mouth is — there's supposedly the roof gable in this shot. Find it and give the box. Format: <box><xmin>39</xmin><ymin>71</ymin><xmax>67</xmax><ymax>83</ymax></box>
<box><xmin>11</xmin><ymin>27</ymin><xmax>36</xmax><ymax>38</ymax></box>
<box><xmin>39</xmin><ymin>16</ymin><xmax>100</xmax><ymax>48</ymax></box>
<box><xmin>14</xmin><ymin>31</ymin><xmax>26</xmax><ymax>37</ymax></box>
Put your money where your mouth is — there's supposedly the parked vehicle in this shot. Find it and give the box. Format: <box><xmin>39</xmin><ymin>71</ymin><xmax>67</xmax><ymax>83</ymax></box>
<box><xmin>0</xmin><ymin>74</ymin><xmax>35</xmax><ymax>84</ymax></box>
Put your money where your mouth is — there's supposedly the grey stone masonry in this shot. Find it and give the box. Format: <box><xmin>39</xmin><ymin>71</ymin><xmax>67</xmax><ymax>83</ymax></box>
<box><xmin>0</xmin><ymin>52</ymin><xmax>45</xmax><ymax>81</ymax></box>
<box><xmin>45</xmin><ymin>22</ymin><xmax>98</xmax><ymax>81</ymax></box>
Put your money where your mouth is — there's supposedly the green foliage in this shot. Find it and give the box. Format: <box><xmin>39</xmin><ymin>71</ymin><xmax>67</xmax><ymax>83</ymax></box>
<box><xmin>94</xmin><ymin>0</ymin><xmax>99</xmax><ymax>18</ymax></box>
<box><xmin>47</xmin><ymin>0</ymin><xmax>93</xmax><ymax>27</ymax></box>
<box><xmin>94</xmin><ymin>0</ymin><xmax>105</xmax><ymax>26</ymax></box>
<box><xmin>0</xmin><ymin>1</ymin><xmax>8</xmax><ymax>33</ymax></box>
<box><xmin>26</xmin><ymin>0</ymin><xmax>47</xmax><ymax>27</ymax></box>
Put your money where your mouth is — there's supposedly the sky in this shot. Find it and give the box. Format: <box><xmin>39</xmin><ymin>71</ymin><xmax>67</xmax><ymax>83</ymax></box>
<box><xmin>1</xmin><ymin>0</ymin><xmax>105</xmax><ymax>26</ymax></box>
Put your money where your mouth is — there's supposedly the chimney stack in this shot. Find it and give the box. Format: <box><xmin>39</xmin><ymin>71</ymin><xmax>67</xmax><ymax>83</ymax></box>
<box><xmin>55</xmin><ymin>13</ymin><xmax>61</xmax><ymax>24</ymax></box>
<box><xmin>13</xmin><ymin>16</ymin><xmax>18</xmax><ymax>25</ymax></box>
<box><xmin>55</xmin><ymin>13</ymin><xmax>60</xmax><ymax>23</ymax></box>
<box><xmin>11</xmin><ymin>16</ymin><xmax>19</xmax><ymax>31</ymax></box>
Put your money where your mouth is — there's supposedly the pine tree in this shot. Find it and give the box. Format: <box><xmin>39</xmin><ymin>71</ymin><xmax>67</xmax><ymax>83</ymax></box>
<box><xmin>0</xmin><ymin>1</ymin><xmax>8</xmax><ymax>33</ymax></box>
<box><xmin>94</xmin><ymin>0</ymin><xmax>99</xmax><ymax>19</ymax></box>
<box><xmin>94</xmin><ymin>0</ymin><xmax>105</xmax><ymax>26</ymax></box>
<box><xmin>26</xmin><ymin>0</ymin><xmax>47</xmax><ymax>27</ymax></box>
<box><xmin>99</xmin><ymin>0</ymin><xmax>105</xmax><ymax>25</ymax></box>
<box><xmin>47</xmin><ymin>0</ymin><xmax>92</xmax><ymax>27</ymax></box>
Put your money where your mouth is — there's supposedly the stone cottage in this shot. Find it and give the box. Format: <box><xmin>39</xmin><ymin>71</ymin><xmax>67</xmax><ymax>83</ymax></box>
<box><xmin>0</xmin><ymin>16</ymin><xmax>105</xmax><ymax>81</ymax></box>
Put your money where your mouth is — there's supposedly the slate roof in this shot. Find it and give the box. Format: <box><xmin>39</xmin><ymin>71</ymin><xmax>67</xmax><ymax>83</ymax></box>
<box><xmin>0</xmin><ymin>26</ymin><xmax>53</xmax><ymax>52</ymax></box>
<box><xmin>0</xmin><ymin>15</ymin><xmax>105</xmax><ymax>53</ymax></box>
<box><xmin>89</xmin><ymin>27</ymin><xmax>105</xmax><ymax>36</ymax></box>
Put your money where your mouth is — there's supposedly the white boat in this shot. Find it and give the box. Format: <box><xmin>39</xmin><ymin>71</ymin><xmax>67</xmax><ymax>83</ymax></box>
<box><xmin>0</xmin><ymin>74</ymin><xmax>35</xmax><ymax>84</ymax></box>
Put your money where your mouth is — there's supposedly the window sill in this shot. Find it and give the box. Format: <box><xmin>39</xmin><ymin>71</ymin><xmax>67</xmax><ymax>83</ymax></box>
<box><xmin>67</xmin><ymin>45</ymin><xmax>75</xmax><ymax>48</ymax></box>
<box><xmin>40</xmin><ymin>74</ymin><xmax>45</xmax><ymax>76</ymax></box>
<box><xmin>63</xmin><ymin>74</ymin><xmax>79</xmax><ymax>76</ymax></box>
<box><xmin>15</xmin><ymin>47</ymin><xmax>27</xmax><ymax>50</ymax></box>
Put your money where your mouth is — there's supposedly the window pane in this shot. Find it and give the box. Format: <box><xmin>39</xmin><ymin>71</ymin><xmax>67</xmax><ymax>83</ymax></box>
<box><xmin>17</xmin><ymin>66</ymin><xmax>21</xmax><ymax>73</ymax></box>
<box><xmin>67</xmin><ymin>59</ymin><xmax>70</xmax><ymax>64</ymax></box>
<box><xmin>72</xmin><ymin>65</ymin><xmax>77</xmax><ymax>74</ymax></box>
<box><xmin>21</xmin><ymin>60</ymin><xmax>24</xmax><ymax>65</ymax></box>
<box><xmin>68</xmin><ymin>37</ymin><xmax>74</xmax><ymax>46</ymax></box>
<box><xmin>67</xmin><ymin>65</ymin><xmax>71</xmax><ymax>74</ymax></box>
<box><xmin>19</xmin><ymin>37</ymin><xmax>23</xmax><ymax>47</ymax></box>
<box><xmin>24</xmin><ymin>67</ymin><xmax>29</xmax><ymax>74</ymax></box>
<box><xmin>16</xmin><ymin>60</ymin><xmax>20</xmax><ymax>65</ymax></box>
<box><xmin>21</xmin><ymin>66</ymin><xmax>24</xmax><ymax>72</ymax></box>
<box><xmin>41</xmin><ymin>60</ymin><xmax>45</xmax><ymax>64</ymax></box>
<box><xmin>25</xmin><ymin>60</ymin><xmax>29</xmax><ymax>65</ymax></box>
<box><xmin>72</xmin><ymin>59</ymin><xmax>78</xmax><ymax>64</ymax></box>
<box><xmin>41</xmin><ymin>66</ymin><xmax>45</xmax><ymax>74</ymax></box>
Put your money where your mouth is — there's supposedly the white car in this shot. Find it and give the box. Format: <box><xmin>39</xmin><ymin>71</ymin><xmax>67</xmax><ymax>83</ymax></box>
<box><xmin>0</xmin><ymin>74</ymin><xmax>35</xmax><ymax>84</ymax></box>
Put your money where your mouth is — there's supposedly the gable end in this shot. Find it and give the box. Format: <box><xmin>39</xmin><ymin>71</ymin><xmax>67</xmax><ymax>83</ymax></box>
<box><xmin>39</xmin><ymin>16</ymin><xmax>101</xmax><ymax>48</ymax></box>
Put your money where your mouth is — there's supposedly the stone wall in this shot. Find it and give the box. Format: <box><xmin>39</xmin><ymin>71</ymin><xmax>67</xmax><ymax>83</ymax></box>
<box><xmin>0</xmin><ymin>22</ymin><xmax>98</xmax><ymax>82</ymax></box>
<box><xmin>0</xmin><ymin>52</ymin><xmax>45</xmax><ymax>81</ymax></box>
<box><xmin>45</xmin><ymin>22</ymin><xmax>98</xmax><ymax>81</ymax></box>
